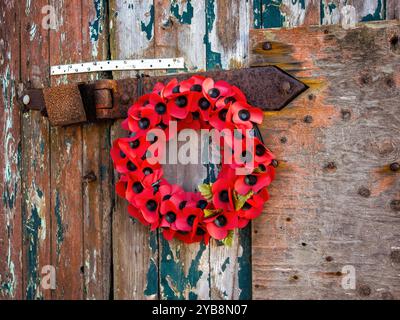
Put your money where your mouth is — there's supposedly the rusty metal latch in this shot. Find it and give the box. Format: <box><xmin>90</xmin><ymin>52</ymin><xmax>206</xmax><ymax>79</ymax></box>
<box><xmin>19</xmin><ymin>66</ymin><xmax>308</xmax><ymax>126</ymax></box>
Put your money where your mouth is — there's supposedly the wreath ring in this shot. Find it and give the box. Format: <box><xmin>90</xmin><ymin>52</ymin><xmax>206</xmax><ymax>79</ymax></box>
<box><xmin>111</xmin><ymin>75</ymin><xmax>276</xmax><ymax>245</ymax></box>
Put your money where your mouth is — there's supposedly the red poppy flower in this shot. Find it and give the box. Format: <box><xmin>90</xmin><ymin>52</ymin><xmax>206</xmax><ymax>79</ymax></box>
<box><xmin>135</xmin><ymin>189</ymin><xmax>161</xmax><ymax>227</ymax></box>
<box><xmin>118</xmin><ymin>135</ymin><xmax>151</xmax><ymax>161</ymax></box>
<box><xmin>152</xmin><ymin>82</ymin><xmax>165</xmax><ymax>95</ymax></box>
<box><xmin>162</xmin><ymin>78</ymin><xmax>183</xmax><ymax>99</ymax></box>
<box><xmin>116</xmin><ymin>175</ymin><xmax>128</xmax><ymax>198</ymax></box>
<box><xmin>125</xmin><ymin>173</ymin><xmax>148</xmax><ymax>205</ymax></box>
<box><xmin>205</xmin><ymin>211</ymin><xmax>238</xmax><ymax>240</ymax></box>
<box><xmin>128</xmin><ymin>106</ymin><xmax>159</xmax><ymax>136</ymax></box>
<box><xmin>212</xmin><ymin>167</ymin><xmax>236</xmax><ymax>211</ymax></box>
<box><xmin>145</xmin><ymin>93</ymin><xmax>171</xmax><ymax>125</ymax></box>
<box><xmin>252</xmin><ymin>138</ymin><xmax>275</xmax><ymax>164</ymax></box>
<box><xmin>202</xmin><ymin>78</ymin><xmax>232</xmax><ymax>103</ymax></box>
<box><xmin>234</xmin><ymin>171</ymin><xmax>273</xmax><ymax>195</ymax></box>
<box><xmin>209</xmin><ymin>106</ymin><xmax>234</xmax><ymax>131</ymax></box>
<box><xmin>162</xmin><ymin>228</ymin><xmax>176</xmax><ymax>241</ymax></box>
<box><xmin>175</xmin><ymin>206</ymin><xmax>203</xmax><ymax>232</ymax></box>
<box><xmin>237</xmin><ymin>191</ymin><xmax>268</xmax><ymax>220</ymax></box>
<box><xmin>167</xmin><ymin>92</ymin><xmax>192</xmax><ymax>119</ymax></box>
<box><xmin>111</xmin><ymin>140</ymin><xmax>143</xmax><ymax>174</ymax></box>
<box><xmin>215</xmin><ymin>85</ymin><xmax>247</xmax><ymax>110</ymax></box>
<box><xmin>175</xmin><ymin>224</ymin><xmax>211</xmax><ymax>245</ymax></box>
<box><xmin>128</xmin><ymin>204</ymin><xmax>150</xmax><ymax>226</ymax></box>
<box><xmin>231</xmin><ymin>101</ymin><xmax>263</xmax><ymax>129</ymax></box>
<box><xmin>159</xmin><ymin>182</ymin><xmax>184</xmax><ymax>202</ymax></box>
<box><xmin>160</xmin><ymin>199</ymin><xmax>181</xmax><ymax>230</ymax></box>
<box><xmin>179</xmin><ymin>75</ymin><xmax>206</xmax><ymax>92</ymax></box>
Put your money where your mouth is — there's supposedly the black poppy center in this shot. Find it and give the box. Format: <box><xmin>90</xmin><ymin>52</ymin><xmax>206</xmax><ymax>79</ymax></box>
<box><xmin>241</xmin><ymin>151</ymin><xmax>252</xmax><ymax>163</ymax></box>
<box><xmin>165</xmin><ymin>211</ymin><xmax>176</xmax><ymax>223</ymax></box>
<box><xmin>146</xmin><ymin>200</ymin><xmax>157</xmax><ymax>212</ymax></box>
<box><xmin>238</xmin><ymin>109</ymin><xmax>250</xmax><ymax>121</ymax></box>
<box><xmin>172</xmin><ymin>85</ymin><xmax>180</xmax><ymax>93</ymax></box>
<box><xmin>143</xmin><ymin>167</ymin><xmax>153</xmax><ymax>175</ymax></box>
<box><xmin>139</xmin><ymin>118</ymin><xmax>150</xmax><ymax>129</ymax></box>
<box><xmin>197</xmin><ymin>199</ymin><xmax>208</xmax><ymax>209</ymax></box>
<box><xmin>192</xmin><ymin>111</ymin><xmax>200</xmax><ymax>120</ymax></box>
<box><xmin>219</xmin><ymin>190</ymin><xmax>229</xmax><ymax>203</ymax></box>
<box><xmin>187</xmin><ymin>215</ymin><xmax>196</xmax><ymax>226</ymax></box>
<box><xmin>198</xmin><ymin>98</ymin><xmax>211</xmax><ymax>110</ymax></box>
<box><xmin>208</xmin><ymin>88</ymin><xmax>220</xmax><ymax>98</ymax></box>
<box><xmin>258</xmin><ymin>164</ymin><xmax>266</xmax><ymax>172</ymax></box>
<box><xmin>244</xmin><ymin>175</ymin><xmax>257</xmax><ymax>186</ymax></box>
<box><xmin>130</xmin><ymin>140</ymin><xmax>140</xmax><ymax>149</ymax></box>
<box><xmin>179</xmin><ymin>201</ymin><xmax>187</xmax><ymax>210</ymax></box>
<box><xmin>176</xmin><ymin>96</ymin><xmax>188</xmax><ymax>108</ymax></box>
<box><xmin>224</xmin><ymin>97</ymin><xmax>236</xmax><ymax>104</ymax></box>
<box><xmin>120</xmin><ymin>151</ymin><xmax>126</xmax><ymax>158</ymax></box>
<box><xmin>242</xmin><ymin>202</ymin><xmax>252</xmax><ymax>210</ymax></box>
<box><xmin>196</xmin><ymin>228</ymin><xmax>206</xmax><ymax>236</ymax></box>
<box><xmin>155</xmin><ymin>102</ymin><xmax>167</xmax><ymax>115</ymax></box>
<box><xmin>218</xmin><ymin>109</ymin><xmax>228</xmax><ymax>121</ymax></box>
<box><xmin>256</xmin><ymin>144</ymin><xmax>266</xmax><ymax>156</ymax></box>
<box><xmin>215</xmin><ymin>215</ymin><xmax>227</xmax><ymax>227</ymax></box>
<box><xmin>163</xmin><ymin>194</ymin><xmax>172</xmax><ymax>201</ymax></box>
<box><xmin>127</xmin><ymin>161</ymin><xmax>137</xmax><ymax>171</ymax></box>
<box><xmin>190</xmin><ymin>84</ymin><xmax>202</xmax><ymax>92</ymax></box>
<box><xmin>132</xmin><ymin>182</ymin><xmax>144</xmax><ymax>194</ymax></box>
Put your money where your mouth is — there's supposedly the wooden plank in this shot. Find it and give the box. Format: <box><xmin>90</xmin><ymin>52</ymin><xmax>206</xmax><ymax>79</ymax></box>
<box><xmin>0</xmin><ymin>0</ymin><xmax>22</xmax><ymax>300</ymax></box>
<box><xmin>20</xmin><ymin>0</ymin><xmax>52</xmax><ymax>300</ymax></box>
<box><xmin>321</xmin><ymin>0</ymin><xmax>386</xmax><ymax>25</ymax></box>
<box><xmin>250</xmin><ymin>20</ymin><xmax>400</xmax><ymax>299</ymax></box>
<box><xmin>387</xmin><ymin>0</ymin><xmax>400</xmax><ymax>19</ymax></box>
<box><xmin>81</xmin><ymin>0</ymin><xmax>112</xmax><ymax>300</ymax></box>
<box><xmin>154</xmin><ymin>0</ymin><xmax>210</xmax><ymax>300</ymax></box>
<box><xmin>110</xmin><ymin>0</ymin><xmax>159</xmax><ymax>300</ymax></box>
<box><xmin>261</xmin><ymin>0</ymin><xmax>320</xmax><ymax>28</ymax></box>
<box><xmin>205</xmin><ymin>0</ymin><xmax>252</xmax><ymax>300</ymax></box>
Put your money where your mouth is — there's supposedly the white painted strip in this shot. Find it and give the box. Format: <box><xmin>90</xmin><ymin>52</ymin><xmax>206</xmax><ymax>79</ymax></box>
<box><xmin>51</xmin><ymin>57</ymin><xmax>185</xmax><ymax>75</ymax></box>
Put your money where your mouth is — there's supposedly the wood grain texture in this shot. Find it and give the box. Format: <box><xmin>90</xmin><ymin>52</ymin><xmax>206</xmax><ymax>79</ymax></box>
<box><xmin>0</xmin><ymin>0</ymin><xmax>22</xmax><ymax>300</ymax></box>
<box><xmin>387</xmin><ymin>0</ymin><xmax>400</xmax><ymax>19</ymax></box>
<box><xmin>110</xmin><ymin>0</ymin><xmax>159</xmax><ymax>300</ymax></box>
<box><xmin>261</xmin><ymin>0</ymin><xmax>320</xmax><ymax>28</ymax></box>
<box><xmin>20</xmin><ymin>0</ymin><xmax>52</xmax><ymax>300</ymax></box>
<box><xmin>250</xmin><ymin>20</ymin><xmax>400</xmax><ymax>299</ymax></box>
<box><xmin>321</xmin><ymin>0</ymin><xmax>386</xmax><ymax>25</ymax></box>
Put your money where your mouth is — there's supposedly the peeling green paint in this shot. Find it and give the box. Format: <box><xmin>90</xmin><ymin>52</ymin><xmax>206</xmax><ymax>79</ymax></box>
<box><xmin>238</xmin><ymin>226</ymin><xmax>251</xmax><ymax>299</ymax></box>
<box><xmin>361</xmin><ymin>0</ymin><xmax>385</xmax><ymax>21</ymax></box>
<box><xmin>144</xmin><ymin>258</ymin><xmax>158</xmax><ymax>297</ymax></box>
<box><xmin>54</xmin><ymin>190</ymin><xmax>64</xmax><ymax>256</ymax></box>
<box><xmin>141</xmin><ymin>4</ymin><xmax>154</xmax><ymax>41</ymax></box>
<box><xmin>89</xmin><ymin>0</ymin><xmax>105</xmax><ymax>57</ymax></box>
<box><xmin>261</xmin><ymin>0</ymin><xmax>285</xmax><ymax>28</ymax></box>
<box><xmin>221</xmin><ymin>257</ymin><xmax>230</xmax><ymax>272</ymax></box>
<box><xmin>25</xmin><ymin>205</ymin><xmax>42</xmax><ymax>300</ymax></box>
<box><xmin>160</xmin><ymin>237</ymin><xmax>206</xmax><ymax>300</ymax></box>
<box><xmin>170</xmin><ymin>0</ymin><xmax>194</xmax><ymax>24</ymax></box>
<box><xmin>204</xmin><ymin>0</ymin><xmax>222</xmax><ymax>70</ymax></box>
<box><xmin>253</xmin><ymin>0</ymin><xmax>262</xmax><ymax>28</ymax></box>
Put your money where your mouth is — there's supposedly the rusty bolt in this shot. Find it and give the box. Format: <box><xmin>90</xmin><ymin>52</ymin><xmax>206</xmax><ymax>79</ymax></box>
<box><xmin>280</xmin><ymin>136</ymin><xmax>287</xmax><ymax>144</ymax></box>
<box><xmin>120</xmin><ymin>94</ymin><xmax>130</xmax><ymax>105</ymax></box>
<box><xmin>358</xmin><ymin>187</ymin><xmax>371</xmax><ymax>198</ymax></box>
<box><xmin>358</xmin><ymin>285</ymin><xmax>371</xmax><ymax>297</ymax></box>
<box><xmin>303</xmin><ymin>115</ymin><xmax>313</xmax><ymax>123</ymax></box>
<box><xmin>83</xmin><ymin>171</ymin><xmax>97</xmax><ymax>183</ymax></box>
<box><xmin>389</xmin><ymin>162</ymin><xmax>400</xmax><ymax>172</ymax></box>
<box><xmin>262</xmin><ymin>41</ymin><xmax>272</xmax><ymax>50</ymax></box>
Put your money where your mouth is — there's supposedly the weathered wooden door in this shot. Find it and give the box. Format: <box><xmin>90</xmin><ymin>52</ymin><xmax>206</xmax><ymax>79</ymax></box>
<box><xmin>1</xmin><ymin>0</ymin><xmax>399</xmax><ymax>300</ymax></box>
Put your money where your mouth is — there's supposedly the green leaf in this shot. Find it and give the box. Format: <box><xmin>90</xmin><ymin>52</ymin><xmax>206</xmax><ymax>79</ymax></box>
<box><xmin>204</xmin><ymin>209</ymin><xmax>222</xmax><ymax>218</ymax></box>
<box><xmin>222</xmin><ymin>230</ymin><xmax>234</xmax><ymax>247</ymax></box>
<box><xmin>233</xmin><ymin>190</ymin><xmax>254</xmax><ymax>211</ymax></box>
<box><xmin>253</xmin><ymin>167</ymin><xmax>263</xmax><ymax>174</ymax></box>
<box><xmin>198</xmin><ymin>183</ymin><xmax>213</xmax><ymax>201</ymax></box>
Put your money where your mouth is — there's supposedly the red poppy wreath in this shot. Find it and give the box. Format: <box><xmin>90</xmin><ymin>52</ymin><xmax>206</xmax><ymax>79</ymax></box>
<box><xmin>111</xmin><ymin>75</ymin><xmax>276</xmax><ymax>245</ymax></box>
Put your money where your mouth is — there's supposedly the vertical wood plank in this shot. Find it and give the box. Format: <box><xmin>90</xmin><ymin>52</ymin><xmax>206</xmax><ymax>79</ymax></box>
<box><xmin>320</xmin><ymin>0</ymin><xmax>386</xmax><ymax>25</ymax></box>
<box><xmin>20</xmin><ymin>0</ymin><xmax>52</xmax><ymax>300</ymax></box>
<box><xmin>153</xmin><ymin>0</ymin><xmax>210</xmax><ymax>300</ymax></box>
<box><xmin>0</xmin><ymin>0</ymin><xmax>22</xmax><ymax>300</ymax></box>
<box><xmin>81</xmin><ymin>0</ymin><xmax>112</xmax><ymax>300</ymax></box>
<box><xmin>206</xmin><ymin>0</ymin><xmax>252</xmax><ymax>300</ymax></box>
<box><xmin>387</xmin><ymin>0</ymin><xmax>400</xmax><ymax>19</ymax></box>
<box><xmin>110</xmin><ymin>0</ymin><xmax>159</xmax><ymax>300</ymax></box>
<box><xmin>261</xmin><ymin>0</ymin><xmax>320</xmax><ymax>28</ymax></box>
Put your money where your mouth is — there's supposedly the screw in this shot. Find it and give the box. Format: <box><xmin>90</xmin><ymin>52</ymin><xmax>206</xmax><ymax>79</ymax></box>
<box><xmin>303</xmin><ymin>115</ymin><xmax>313</xmax><ymax>123</ymax></box>
<box><xmin>389</xmin><ymin>162</ymin><xmax>400</xmax><ymax>172</ymax></box>
<box><xmin>262</xmin><ymin>41</ymin><xmax>272</xmax><ymax>50</ymax></box>
<box><xmin>358</xmin><ymin>187</ymin><xmax>371</xmax><ymax>198</ymax></box>
<box><xmin>23</xmin><ymin>94</ymin><xmax>30</xmax><ymax>105</ymax></box>
<box><xmin>281</xmin><ymin>81</ymin><xmax>291</xmax><ymax>93</ymax></box>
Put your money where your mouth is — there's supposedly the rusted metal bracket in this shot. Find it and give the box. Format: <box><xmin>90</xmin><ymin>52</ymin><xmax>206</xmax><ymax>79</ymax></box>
<box><xmin>19</xmin><ymin>66</ymin><xmax>307</xmax><ymax>126</ymax></box>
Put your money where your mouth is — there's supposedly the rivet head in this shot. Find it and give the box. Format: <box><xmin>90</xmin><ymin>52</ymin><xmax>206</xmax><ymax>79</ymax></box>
<box><xmin>358</xmin><ymin>186</ymin><xmax>371</xmax><ymax>198</ymax></box>
<box><xmin>23</xmin><ymin>94</ymin><xmax>30</xmax><ymax>105</ymax></box>
<box><xmin>262</xmin><ymin>41</ymin><xmax>272</xmax><ymax>50</ymax></box>
<box><xmin>389</xmin><ymin>162</ymin><xmax>400</xmax><ymax>172</ymax></box>
<box><xmin>282</xmin><ymin>81</ymin><xmax>291</xmax><ymax>93</ymax></box>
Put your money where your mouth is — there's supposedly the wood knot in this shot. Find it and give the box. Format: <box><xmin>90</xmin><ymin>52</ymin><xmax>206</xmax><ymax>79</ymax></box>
<box><xmin>324</xmin><ymin>162</ymin><xmax>337</xmax><ymax>171</ymax></box>
<box><xmin>262</xmin><ymin>41</ymin><xmax>272</xmax><ymax>50</ymax></box>
<box><xmin>390</xmin><ymin>249</ymin><xmax>400</xmax><ymax>263</ymax></box>
<box><xmin>390</xmin><ymin>35</ymin><xmax>400</xmax><ymax>55</ymax></box>
<box><xmin>303</xmin><ymin>115</ymin><xmax>313</xmax><ymax>123</ymax></box>
<box><xmin>357</xmin><ymin>284</ymin><xmax>371</xmax><ymax>297</ymax></box>
<box><xmin>341</xmin><ymin>109</ymin><xmax>351</xmax><ymax>121</ymax></box>
<box><xmin>280</xmin><ymin>136</ymin><xmax>287</xmax><ymax>144</ymax></box>
<box><xmin>325</xmin><ymin>256</ymin><xmax>333</xmax><ymax>262</ymax></box>
<box><xmin>83</xmin><ymin>171</ymin><xmax>97</xmax><ymax>183</ymax></box>
<box><xmin>358</xmin><ymin>187</ymin><xmax>371</xmax><ymax>198</ymax></box>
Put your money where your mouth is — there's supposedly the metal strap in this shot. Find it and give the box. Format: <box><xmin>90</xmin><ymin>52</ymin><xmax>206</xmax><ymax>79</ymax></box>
<box><xmin>51</xmin><ymin>57</ymin><xmax>185</xmax><ymax>75</ymax></box>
